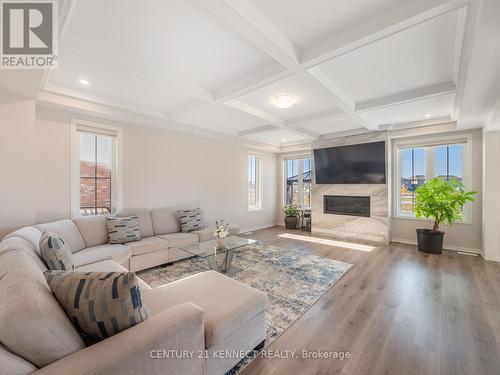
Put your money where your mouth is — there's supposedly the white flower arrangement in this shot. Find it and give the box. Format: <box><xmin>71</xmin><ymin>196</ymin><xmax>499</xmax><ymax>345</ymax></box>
<box><xmin>213</xmin><ymin>219</ymin><xmax>229</xmax><ymax>239</ymax></box>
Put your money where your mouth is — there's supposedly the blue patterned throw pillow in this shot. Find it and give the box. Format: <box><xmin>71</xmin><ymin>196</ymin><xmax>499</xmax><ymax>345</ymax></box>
<box><xmin>44</xmin><ymin>271</ymin><xmax>148</xmax><ymax>340</ymax></box>
<box><xmin>176</xmin><ymin>208</ymin><xmax>204</xmax><ymax>232</ymax></box>
<box><xmin>39</xmin><ymin>231</ymin><xmax>75</xmax><ymax>271</ymax></box>
<box><xmin>106</xmin><ymin>216</ymin><xmax>141</xmax><ymax>244</ymax></box>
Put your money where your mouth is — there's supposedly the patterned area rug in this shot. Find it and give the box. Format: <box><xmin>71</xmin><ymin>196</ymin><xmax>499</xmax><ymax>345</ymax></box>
<box><xmin>138</xmin><ymin>244</ymin><xmax>352</xmax><ymax>374</ymax></box>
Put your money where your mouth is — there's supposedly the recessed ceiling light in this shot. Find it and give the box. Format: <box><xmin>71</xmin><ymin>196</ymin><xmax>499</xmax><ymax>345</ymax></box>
<box><xmin>271</xmin><ymin>94</ymin><xmax>298</xmax><ymax>109</ymax></box>
<box><xmin>282</xmin><ymin>138</ymin><xmax>288</xmax><ymax>142</ymax></box>
<box><xmin>79</xmin><ymin>79</ymin><xmax>90</xmax><ymax>86</ymax></box>
<box><xmin>425</xmin><ymin>113</ymin><xmax>432</xmax><ymax>118</ymax></box>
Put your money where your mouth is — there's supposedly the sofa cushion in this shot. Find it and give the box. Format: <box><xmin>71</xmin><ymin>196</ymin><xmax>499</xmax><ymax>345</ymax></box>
<box><xmin>106</xmin><ymin>216</ymin><xmax>141</xmax><ymax>244</ymax></box>
<box><xmin>142</xmin><ymin>270</ymin><xmax>268</xmax><ymax>348</ymax></box>
<box><xmin>35</xmin><ymin>220</ymin><xmax>86</xmax><ymax>253</ymax></box>
<box><xmin>150</xmin><ymin>207</ymin><xmax>181</xmax><ymax>235</ymax></box>
<box><xmin>0</xmin><ymin>236</ymin><xmax>47</xmax><ymax>271</ymax></box>
<box><xmin>177</xmin><ymin>208</ymin><xmax>204</xmax><ymax>232</ymax></box>
<box><xmin>157</xmin><ymin>233</ymin><xmax>198</xmax><ymax>249</ymax></box>
<box><xmin>72</xmin><ymin>244</ymin><xmax>132</xmax><ymax>268</ymax></box>
<box><xmin>3</xmin><ymin>226</ymin><xmax>42</xmax><ymax>251</ymax></box>
<box><xmin>39</xmin><ymin>231</ymin><xmax>75</xmax><ymax>271</ymax></box>
<box><xmin>76</xmin><ymin>260</ymin><xmax>151</xmax><ymax>292</ymax></box>
<box><xmin>0</xmin><ymin>251</ymin><xmax>85</xmax><ymax>367</ymax></box>
<box><xmin>45</xmin><ymin>271</ymin><xmax>149</xmax><ymax>340</ymax></box>
<box><xmin>192</xmin><ymin>224</ymin><xmax>240</xmax><ymax>242</ymax></box>
<box><xmin>117</xmin><ymin>208</ymin><xmax>154</xmax><ymax>238</ymax></box>
<box><xmin>72</xmin><ymin>215</ymin><xmax>108</xmax><ymax>248</ymax></box>
<box><xmin>0</xmin><ymin>344</ymin><xmax>37</xmax><ymax>375</ymax></box>
<box><xmin>126</xmin><ymin>236</ymin><xmax>169</xmax><ymax>256</ymax></box>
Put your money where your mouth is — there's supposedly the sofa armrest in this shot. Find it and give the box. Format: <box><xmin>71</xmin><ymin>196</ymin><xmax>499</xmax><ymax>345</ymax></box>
<box><xmin>33</xmin><ymin>302</ymin><xmax>205</xmax><ymax>375</ymax></box>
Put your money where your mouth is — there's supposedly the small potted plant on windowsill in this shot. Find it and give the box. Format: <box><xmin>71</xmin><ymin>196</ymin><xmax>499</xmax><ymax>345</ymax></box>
<box><xmin>284</xmin><ymin>205</ymin><xmax>299</xmax><ymax>230</ymax></box>
<box><xmin>414</xmin><ymin>177</ymin><xmax>476</xmax><ymax>254</ymax></box>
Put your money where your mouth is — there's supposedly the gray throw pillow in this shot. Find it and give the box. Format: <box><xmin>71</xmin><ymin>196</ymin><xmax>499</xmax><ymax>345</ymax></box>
<box><xmin>176</xmin><ymin>208</ymin><xmax>204</xmax><ymax>232</ymax></box>
<box><xmin>39</xmin><ymin>231</ymin><xmax>75</xmax><ymax>271</ymax></box>
<box><xmin>106</xmin><ymin>216</ymin><xmax>141</xmax><ymax>244</ymax></box>
<box><xmin>45</xmin><ymin>271</ymin><xmax>148</xmax><ymax>340</ymax></box>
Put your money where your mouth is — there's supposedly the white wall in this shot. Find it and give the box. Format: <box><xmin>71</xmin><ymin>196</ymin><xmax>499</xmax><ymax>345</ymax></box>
<box><xmin>482</xmin><ymin>130</ymin><xmax>500</xmax><ymax>261</ymax></box>
<box><xmin>0</xmin><ymin>100</ymin><xmax>38</xmax><ymax>237</ymax></box>
<box><xmin>0</xmin><ymin>103</ymin><xmax>281</xmax><ymax>238</ymax></box>
<box><xmin>120</xmin><ymin>124</ymin><xmax>280</xmax><ymax>231</ymax></box>
<box><xmin>390</xmin><ymin>129</ymin><xmax>483</xmax><ymax>254</ymax></box>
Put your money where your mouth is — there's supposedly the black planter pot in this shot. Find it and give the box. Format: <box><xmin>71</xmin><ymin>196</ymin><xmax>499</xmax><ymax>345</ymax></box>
<box><xmin>284</xmin><ymin>216</ymin><xmax>298</xmax><ymax>229</ymax></box>
<box><xmin>416</xmin><ymin>229</ymin><xmax>444</xmax><ymax>254</ymax></box>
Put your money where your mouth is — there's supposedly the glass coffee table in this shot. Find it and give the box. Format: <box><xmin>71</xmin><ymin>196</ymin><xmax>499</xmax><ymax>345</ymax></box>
<box><xmin>180</xmin><ymin>236</ymin><xmax>259</xmax><ymax>274</ymax></box>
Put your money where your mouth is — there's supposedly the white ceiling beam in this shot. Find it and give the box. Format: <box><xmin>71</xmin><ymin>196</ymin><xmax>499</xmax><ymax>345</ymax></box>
<box><xmin>284</xmin><ymin>108</ymin><xmax>345</xmax><ymax>128</ymax></box>
<box><xmin>170</xmin><ymin>65</ymin><xmax>291</xmax><ymax>121</ymax></box>
<box><xmin>224</xmin><ymin>99</ymin><xmax>284</xmax><ymax>126</ymax></box>
<box><xmin>238</xmin><ymin>125</ymin><xmax>278</xmax><ymax>136</ymax></box>
<box><xmin>319</xmin><ymin>128</ymin><xmax>374</xmax><ymax>140</ymax></box>
<box><xmin>355</xmin><ymin>81</ymin><xmax>457</xmax><ymax>112</ymax></box>
<box><xmin>57</xmin><ymin>38</ymin><xmax>216</xmax><ymax>104</ymax></box>
<box><xmin>292</xmin><ymin>126</ymin><xmax>320</xmax><ymax>139</ymax></box>
<box><xmin>40</xmin><ymin>0</ymin><xmax>77</xmax><ymax>91</ymax></box>
<box><xmin>224</xmin><ymin>99</ymin><xmax>318</xmax><ymax>140</ymax></box>
<box><xmin>199</xmin><ymin>0</ymin><xmax>299</xmax><ymax>66</ymax></box>
<box><xmin>452</xmin><ymin>1</ymin><xmax>483</xmax><ymax>122</ymax></box>
<box><xmin>40</xmin><ymin>84</ymin><xmax>170</xmax><ymax>121</ymax></box>
<box><xmin>378</xmin><ymin>116</ymin><xmax>454</xmax><ymax>131</ymax></box>
<box><xmin>198</xmin><ymin>0</ymin><xmax>376</xmax><ymax>131</ymax></box>
<box><xmin>180</xmin><ymin>0</ymin><xmax>469</xmax><ymax>129</ymax></box>
<box><xmin>37</xmin><ymin>91</ymin><xmax>281</xmax><ymax>153</ymax></box>
<box><xmin>304</xmin><ymin>67</ymin><xmax>377</xmax><ymax>130</ymax></box>
<box><xmin>301</xmin><ymin>0</ymin><xmax>470</xmax><ymax>68</ymax></box>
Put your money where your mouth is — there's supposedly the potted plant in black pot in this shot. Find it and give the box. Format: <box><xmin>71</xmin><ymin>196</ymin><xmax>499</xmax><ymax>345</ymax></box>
<box><xmin>284</xmin><ymin>205</ymin><xmax>299</xmax><ymax>229</ymax></box>
<box><xmin>414</xmin><ymin>177</ymin><xmax>476</xmax><ymax>254</ymax></box>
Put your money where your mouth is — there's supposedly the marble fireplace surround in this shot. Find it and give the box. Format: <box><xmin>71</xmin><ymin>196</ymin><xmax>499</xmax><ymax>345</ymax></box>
<box><xmin>311</xmin><ymin>132</ymin><xmax>390</xmax><ymax>245</ymax></box>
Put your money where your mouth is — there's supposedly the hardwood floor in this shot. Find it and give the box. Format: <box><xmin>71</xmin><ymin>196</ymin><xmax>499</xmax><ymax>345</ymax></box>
<box><xmin>239</xmin><ymin>226</ymin><xmax>500</xmax><ymax>375</ymax></box>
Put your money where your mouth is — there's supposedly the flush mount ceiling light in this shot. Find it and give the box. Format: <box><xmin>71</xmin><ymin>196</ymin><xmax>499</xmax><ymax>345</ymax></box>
<box><xmin>425</xmin><ymin>113</ymin><xmax>432</xmax><ymax>118</ymax></box>
<box><xmin>271</xmin><ymin>94</ymin><xmax>298</xmax><ymax>109</ymax></box>
<box><xmin>79</xmin><ymin>79</ymin><xmax>90</xmax><ymax>86</ymax></box>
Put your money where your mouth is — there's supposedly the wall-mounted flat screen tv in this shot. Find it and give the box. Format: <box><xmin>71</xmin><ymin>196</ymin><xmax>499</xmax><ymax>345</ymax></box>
<box><xmin>314</xmin><ymin>141</ymin><xmax>386</xmax><ymax>184</ymax></box>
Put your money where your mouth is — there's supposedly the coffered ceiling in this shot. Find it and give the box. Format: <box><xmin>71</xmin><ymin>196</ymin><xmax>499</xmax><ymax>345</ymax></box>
<box><xmin>4</xmin><ymin>0</ymin><xmax>499</xmax><ymax>150</ymax></box>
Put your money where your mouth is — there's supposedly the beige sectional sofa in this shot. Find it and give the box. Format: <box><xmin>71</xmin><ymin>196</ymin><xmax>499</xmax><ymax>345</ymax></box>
<box><xmin>8</xmin><ymin>207</ymin><xmax>239</xmax><ymax>272</ymax></box>
<box><xmin>0</xmin><ymin>209</ymin><xmax>266</xmax><ymax>375</ymax></box>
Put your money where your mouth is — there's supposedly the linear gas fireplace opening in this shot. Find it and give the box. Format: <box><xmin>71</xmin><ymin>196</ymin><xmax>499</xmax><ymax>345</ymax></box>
<box><xmin>324</xmin><ymin>195</ymin><xmax>370</xmax><ymax>217</ymax></box>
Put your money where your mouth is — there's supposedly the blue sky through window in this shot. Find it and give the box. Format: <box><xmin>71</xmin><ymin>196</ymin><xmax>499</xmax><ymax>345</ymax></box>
<box><xmin>435</xmin><ymin>144</ymin><xmax>463</xmax><ymax>179</ymax></box>
<box><xmin>401</xmin><ymin>148</ymin><xmax>425</xmax><ymax>178</ymax></box>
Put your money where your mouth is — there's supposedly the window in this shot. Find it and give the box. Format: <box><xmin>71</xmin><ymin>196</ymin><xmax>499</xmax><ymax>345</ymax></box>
<box><xmin>247</xmin><ymin>153</ymin><xmax>262</xmax><ymax>210</ymax></box>
<box><xmin>71</xmin><ymin>121</ymin><xmax>121</xmax><ymax>218</ymax></box>
<box><xmin>396</xmin><ymin>139</ymin><xmax>468</xmax><ymax>218</ymax></box>
<box><xmin>284</xmin><ymin>157</ymin><xmax>312</xmax><ymax>207</ymax></box>
<box><xmin>79</xmin><ymin>134</ymin><xmax>113</xmax><ymax>216</ymax></box>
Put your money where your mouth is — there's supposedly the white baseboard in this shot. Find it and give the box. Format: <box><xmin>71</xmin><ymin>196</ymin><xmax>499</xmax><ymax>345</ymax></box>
<box><xmin>391</xmin><ymin>237</ymin><xmax>482</xmax><ymax>256</ymax></box>
<box><xmin>240</xmin><ymin>223</ymin><xmax>280</xmax><ymax>234</ymax></box>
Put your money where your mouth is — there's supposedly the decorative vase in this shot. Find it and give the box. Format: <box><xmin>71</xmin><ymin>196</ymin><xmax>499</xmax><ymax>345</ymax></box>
<box><xmin>215</xmin><ymin>237</ymin><xmax>226</xmax><ymax>248</ymax></box>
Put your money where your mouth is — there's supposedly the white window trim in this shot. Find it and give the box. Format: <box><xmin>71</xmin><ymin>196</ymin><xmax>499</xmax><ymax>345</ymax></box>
<box><xmin>392</xmin><ymin>133</ymin><xmax>473</xmax><ymax>224</ymax></box>
<box><xmin>282</xmin><ymin>154</ymin><xmax>313</xmax><ymax>209</ymax></box>
<box><xmin>247</xmin><ymin>152</ymin><xmax>263</xmax><ymax>212</ymax></box>
<box><xmin>71</xmin><ymin>119</ymin><xmax>123</xmax><ymax>219</ymax></box>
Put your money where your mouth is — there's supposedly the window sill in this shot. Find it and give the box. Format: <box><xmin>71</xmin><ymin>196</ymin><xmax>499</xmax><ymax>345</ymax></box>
<box><xmin>393</xmin><ymin>214</ymin><xmax>472</xmax><ymax>225</ymax></box>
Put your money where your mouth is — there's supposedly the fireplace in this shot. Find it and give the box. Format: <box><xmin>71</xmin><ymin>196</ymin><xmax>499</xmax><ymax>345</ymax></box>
<box><xmin>323</xmin><ymin>195</ymin><xmax>370</xmax><ymax>217</ymax></box>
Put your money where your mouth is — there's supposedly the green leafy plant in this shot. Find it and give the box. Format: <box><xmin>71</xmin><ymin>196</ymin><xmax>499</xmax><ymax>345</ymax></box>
<box><xmin>284</xmin><ymin>205</ymin><xmax>299</xmax><ymax>217</ymax></box>
<box><xmin>414</xmin><ymin>177</ymin><xmax>476</xmax><ymax>233</ymax></box>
